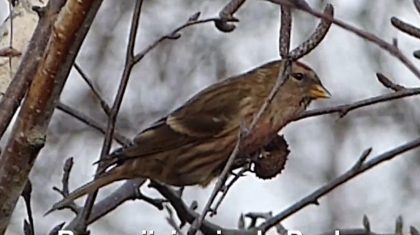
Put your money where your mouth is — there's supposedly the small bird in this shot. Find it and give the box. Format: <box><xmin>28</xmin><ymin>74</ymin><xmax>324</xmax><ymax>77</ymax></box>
<box><xmin>51</xmin><ymin>59</ymin><xmax>330</xmax><ymax>209</ymax></box>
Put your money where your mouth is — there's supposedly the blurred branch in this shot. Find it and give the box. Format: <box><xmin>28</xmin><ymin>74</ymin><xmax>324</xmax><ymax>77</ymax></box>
<box><xmin>415</xmin><ymin>0</ymin><xmax>420</xmax><ymax>14</ymax></box>
<box><xmin>257</xmin><ymin>138</ymin><xmax>420</xmax><ymax>232</ymax></box>
<box><xmin>74</xmin><ymin>63</ymin><xmax>111</xmax><ymax>115</ymax></box>
<box><xmin>165</xmin><ymin>205</ymin><xmax>185</xmax><ymax>235</ymax></box>
<box><xmin>0</xmin><ymin>0</ymin><xmax>103</xmax><ymax>233</ymax></box>
<box><xmin>132</xmin><ymin>13</ymin><xmax>238</xmax><ymax>64</ymax></box>
<box><xmin>56</xmin><ymin>102</ymin><xmax>130</xmax><ymax>145</ymax></box>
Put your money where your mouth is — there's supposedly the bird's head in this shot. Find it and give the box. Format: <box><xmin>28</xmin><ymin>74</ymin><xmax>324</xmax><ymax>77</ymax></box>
<box><xmin>280</xmin><ymin>61</ymin><xmax>331</xmax><ymax>106</ymax></box>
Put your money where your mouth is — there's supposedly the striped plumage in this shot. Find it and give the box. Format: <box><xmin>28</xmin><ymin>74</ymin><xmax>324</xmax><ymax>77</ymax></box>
<box><xmin>51</xmin><ymin>59</ymin><xmax>330</xmax><ymax>209</ymax></box>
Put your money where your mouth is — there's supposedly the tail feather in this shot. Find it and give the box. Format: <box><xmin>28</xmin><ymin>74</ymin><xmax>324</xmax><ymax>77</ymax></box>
<box><xmin>46</xmin><ymin>168</ymin><xmax>124</xmax><ymax>215</ymax></box>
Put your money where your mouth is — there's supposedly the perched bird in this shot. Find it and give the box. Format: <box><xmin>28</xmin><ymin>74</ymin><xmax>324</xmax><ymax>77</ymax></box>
<box><xmin>52</xmin><ymin>59</ymin><xmax>330</xmax><ymax>209</ymax></box>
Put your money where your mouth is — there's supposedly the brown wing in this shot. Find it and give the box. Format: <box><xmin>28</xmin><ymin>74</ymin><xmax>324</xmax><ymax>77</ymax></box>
<box><xmin>120</xmin><ymin>81</ymin><xmax>246</xmax><ymax>159</ymax></box>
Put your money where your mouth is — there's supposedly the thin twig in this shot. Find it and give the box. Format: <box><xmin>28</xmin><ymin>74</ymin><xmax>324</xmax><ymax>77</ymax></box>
<box><xmin>376</xmin><ymin>73</ymin><xmax>406</xmax><ymax>91</ymax></box>
<box><xmin>188</xmin><ymin>140</ymin><xmax>242</xmax><ymax>235</ymax></box>
<box><xmin>70</xmin><ymin>0</ymin><xmax>144</xmax><ymax>233</ymax></box>
<box><xmin>51</xmin><ymin>157</ymin><xmax>80</xmax><ymax>214</ymax></box>
<box><xmin>297</xmin><ymin>86</ymin><xmax>420</xmax><ymax>120</ymax></box>
<box><xmin>74</xmin><ymin>63</ymin><xmax>111</xmax><ymax>115</ymax></box>
<box><xmin>210</xmin><ymin>166</ymin><xmax>250</xmax><ymax>216</ymax></box>
<box><xmin>56</xmin><ymin>102</ymin><xmax>130</xmax><ymax>145</ymax></box>
<box><xmin>132</xmin><ymin>15</ymin><xmax>238</xmax><ymax>64</ymax></box>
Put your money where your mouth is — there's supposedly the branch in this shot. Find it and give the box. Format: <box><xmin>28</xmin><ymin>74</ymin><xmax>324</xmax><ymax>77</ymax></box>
<box><xmin>150</xmin><ymin>181</ymin><xmax>255</xmax><ymax>235</ymax></box>
<box><xmin>66</xmin><ymin>1</ymin><xmax>144</xmax><ymax>233</ymax></box>
<box><xmin>0</xmin><ymin>1</ymin><xmax>62</xmax><ymax>140</ymax></box>
<box><xmin>74</xmin><ymin>63</ymin><xmax>111</xmax><ymax>115</ymax></box>
<box><xmin>188</xmin><ymin>140</ymin><xmax>242</xmax><ymax>235</ymax></box>
<box><xmin>0</xmin><ymin>0</ymin><xmax>102</xmax><ymax>233</ymax></box>
<box><xmin>297</xmin><ymin>86</ymin><xmax>420</xmax><ymax>121</ymax></box>
<box><xmin>56</xmin><ymin>102</ymin><xmax>130</xmax><ymax>145</ymax></box>
<box><xmin>132</xmin><ymin>13</ymin><xmax>238</xmax><ymax>64</ymax></box>
<box><xmin>279</xmin><ymin>5</ymin><xmax>291</xmax><ymax>58</ymax></box>
<box><xmin>258</xmin><ymin>137</ymin><xmax>420</xmax><ymax>232</ymax></box>
<box><xmin>289</xmin><ymin>4</ymin><xmax>333</xmax><ymax>60</ymax></box>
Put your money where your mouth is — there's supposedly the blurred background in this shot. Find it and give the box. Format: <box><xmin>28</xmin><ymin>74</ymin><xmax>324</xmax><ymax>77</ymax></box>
<box><xmin>1</xmin><ymin>0</ymin><xmax>419</xmax><ymax>234</ymax></box>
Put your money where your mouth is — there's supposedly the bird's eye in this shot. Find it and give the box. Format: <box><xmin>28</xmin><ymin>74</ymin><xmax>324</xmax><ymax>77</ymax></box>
<box><xmin>291</xmin><ymin>73</ymin><xmax>304</xmax><ymax>81</ymax></box>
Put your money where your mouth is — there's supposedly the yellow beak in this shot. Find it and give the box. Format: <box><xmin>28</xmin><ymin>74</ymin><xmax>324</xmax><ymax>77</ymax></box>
<box><xmin>310</xmin><ymin>84</ymin><xmax>331</xmax><ymax>99</ymax></box>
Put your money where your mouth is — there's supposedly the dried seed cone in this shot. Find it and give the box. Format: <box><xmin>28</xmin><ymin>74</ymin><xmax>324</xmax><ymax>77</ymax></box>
<box><xmin>254</xmin><ymin>135</ymin><xmax>290</xmax><ymax>180</ymax></box>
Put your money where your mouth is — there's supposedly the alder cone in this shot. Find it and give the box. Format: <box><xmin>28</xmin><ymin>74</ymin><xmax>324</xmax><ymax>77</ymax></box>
<box><xmin>254</xmin><ymin>135</ymin><xmax>290</xmax><ymax>179</ymax></box>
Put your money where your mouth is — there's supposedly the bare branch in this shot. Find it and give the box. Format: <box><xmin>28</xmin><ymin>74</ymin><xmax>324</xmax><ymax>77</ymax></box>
<box><xmin>0</xmin><ymin>0</ymin><xmax>102</xmax><ymax>233</ymax></box>
<box><xmin>0</xmin><ymin>1</ymin><xmax>62</xmax><ymax>139</ymax></box>
<box><xmin>56</xmin><ymin>102</ymin><xmax>130</xmax><ymax>146</ymax></box>
<box><xmin>133</xmin><ymin>14</ymin><xmax>238</xmax><ymax>64</ymax></box>
<box><xmin>376</xmin><ymin>73</ymin><xmax>406</xmax><ymax>91</ymax></box>
<box><xmin>51</xmin><ymin>157</ymin><xmax>80</xmax><ymax>215</ymax></box>
<box><xmin>210</xmin><ymin>166</ymin><xmax>250</xmax><ymax>216</ymax></box>
<box><xmin>74</xmin><ymin>63</ymin><xmax>111</xmax><ymax>115</ymax></box>
<box><xmin>67</xmin><ymin>1</ymin><xmax>145</xmax><ymax>233</ymax></box>
<box><xmin>188</xmin><ymin>139</ymin><xmax>242</xmax><ymax>235</ymax></box>
<box><xmin>279</xmin><ymin>5</ymin><xmax>291</xmax><ymax>58</ymax></box>
<box><xmin>258</xmin><ymin>138</ymin><xmax>420</xmax><ymax>232</ymax></box>
<box><xmin>297</xmin><ymin>87</ymin><xmax>420</xmax><ymax>121</ymax></box>
<box><xmin>289</xmin><ymin>4</ymin><xmax>334</xmax><ymax>60</ymax></box>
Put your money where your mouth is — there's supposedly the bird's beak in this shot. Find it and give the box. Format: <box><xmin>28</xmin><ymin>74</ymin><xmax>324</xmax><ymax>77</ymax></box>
<box><xmin>310</xmin><ymin>84</ymin><xmax>331</xmax><ymax>99</ymax></box>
